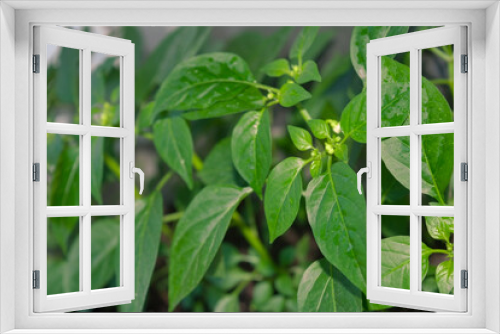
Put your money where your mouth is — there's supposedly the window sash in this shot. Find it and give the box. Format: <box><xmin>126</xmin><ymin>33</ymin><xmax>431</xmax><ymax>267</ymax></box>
<box><xmin>33</xmin><ymin>25</ymin><xmax>135</xmax><ymax>313</ymax></box>
<box><xmin>366</xmin><ymin>26</ymin><xmax>468</xmax><ymax>312</ymax></box>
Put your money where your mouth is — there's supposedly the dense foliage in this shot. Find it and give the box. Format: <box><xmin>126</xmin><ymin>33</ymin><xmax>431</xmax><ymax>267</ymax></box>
<box><xmin>46</xmin><ymin>26</ymin><xmax>456</xmax><ymax>312</ymax></box>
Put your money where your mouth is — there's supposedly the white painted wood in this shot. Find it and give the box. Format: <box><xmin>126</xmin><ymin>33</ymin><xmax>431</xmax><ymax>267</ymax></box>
<box><xmin>0</xmin><ymin>2</ymin><xmax>17</xmax><ymax>333</ymax></box>
<box><xmin>7</xmin><ymin>4</ymin><xmax>489</xmax><ymax>333</ymax></box>
<box><xmin>366</xmin><ymin>26</ymin><xmax>467</xmax><ymax>312</ymax></box>
<box><xmin>33</xmin><ymin>25</ymin><xmax>134</xmax><ymax>313</ymax></box>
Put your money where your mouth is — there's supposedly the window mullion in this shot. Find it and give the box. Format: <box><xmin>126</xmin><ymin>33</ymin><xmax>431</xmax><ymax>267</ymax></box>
<box><xmin>409</xmin><ymin>47</ymin><xmax>420</xmax><ymax>294</ymax></box>
<box><xmin>81</xmin><ymin>48</ymin><xmax>92</xmax><ymax>294</ymax></box>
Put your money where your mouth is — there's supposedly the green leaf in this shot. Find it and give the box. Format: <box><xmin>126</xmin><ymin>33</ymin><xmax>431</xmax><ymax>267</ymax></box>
<box><xmin>232</xmin><ymin>109</ymin><xmax>272</xmax><ymax>198</ymax></box>
<box><xmin>298</xmin><ymin>259</ymin><xmax>362</xmax><ymax>312</ymax></box>
<box><xmin>305</xmin><ymin>162</ymin><xmax>366</xmax><ymax>292</ymax></box>
<box><xmin>307</xmin><ymin>119</ymin><xmax>331</xmax><ymax>139</ymax></box>
<box><xmin>260</xmin><ymin>295</ymin><xmax>285</xmax><ymax>312</ymax></box>
<box><xmin>435</xmin><ymin>260</ymin><xmax>454</xmax><ymax>294</ymax></box>
<box><xmin>340</xmin><ymin>92</ymin><xmax>366</xmax><ymax>143</ymax></box>
<box><xmin>90</xmin><ymin>218</ymin><xmax>120</xmax><ymax>289</ymax></box>
<box><xmin>381</xmin><ymin>236</ymin><xmax>430</xmax><ymax>289</ymax></box>
<box><xmin>309</xmin><ymin>155</ymin><xmax>322</xmax><ymax>178</ymax></box>
<box><xmin>287</xmin><ymin>125</ymin><xmax>313</xmax><ymax>151</ymax></box>
<box><xmin>225</xmin><ymin>27</ymin><xmax>293</xmax><ymax>81</ymax></box>
<box><xmin>425</xmin><ymin>216</ymin><xmax>453</xmax><ymax>242</ymax></box>
<box><xmin>153</xmin><ymin>52</ymin><xmax>265</xmax><ymax>120</ymax></box>
<box><xmin>199</xmin><ymin>138</ymin><xmax>244</xmax><ymax>187</ymax></box>
<box><xmin>91</xmin><ymin>137</ymin><xmax>104</xmax><ymax>205</ymax></box>
<box><xmin>290</xmin><ymin>27</ymin><xmax>320</xmax><ymax>61</ymax></box>
<box><xmin>153</xmin><ymin>117</ymin><xmax>194</xmax><ymax>189</ymax></box>
<box><xmin>252</xmin><ymin>281</ymin><xmax>273</xmax><ymax>310</ymax></box>
<box><xmin>261</xmin><ymin>59</ymin><xmax>291</xmax><ymax>78</ymax></box>
<box><xmin>296</xmin><ymin>60</ymin><xmax>322</xmax><ymax>84</ymax></box>
<box><xmin>136</xmin><ymin>27</ymin><xmax>211</xmax><ymax>102</ymax></box>
<box><xmin>55</xmin><ymin>47</ymin><xmax>79</xmax><ymax>106</ymax></box>
<box><xmin>119</xmin><ymin>191</ymin><xmax>163</xmax><ymax>312</ymax></box>
<box><xmin>214</xmin><ymin>295</ymin><xmax>240</xmax><ymax>312</ymax></box>
<box><xmin>350</xmin><ymin>26</ymin><xmax>409</xmax><ymax>81</ymax></box>
<box><xmin>334</xmin><ymin>143</ymin><xmax>349</xmax><ymax>163</ymax></box>
<box><xmin>169</xmin><ymin>186</ymin><xmax>252</xmax><ymax>311</ymax></box>
<box><xmin>136</xmin><ymin>101</ymin><xmax>155</xmax><ymax>132</ymax></box>
<box><xmin>264</xmin><ymin>157</ymin><xmax>306</xmax><ymax>243</ymax></box>
<box><xmin>279</xmin><ymin>83</ymin><xmax>312</xmax><ymax>108</ymax></box>
<box><xmin>275</xmin><ymin>274</ymin><xmax>295</xmax><ymax>297</ymax></box>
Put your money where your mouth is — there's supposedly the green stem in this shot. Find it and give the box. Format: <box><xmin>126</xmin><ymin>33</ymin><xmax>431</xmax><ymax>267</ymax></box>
<box><xmin>429</xmin><ymin>47</ymin><xmax>453</xmax><ymax>63</ymax></box>
<box><xmin>428</xmin><ymin>248</ymin><xmax>452</xmax><ymax>256</ymax></box>
<box><xmin>163</xmin><ymin>211</ymin><xmax>184</xmax><ymax>224</ymax></box>
<box><xmin>232</xmin><ymin>211</ymin><xmax>274</xmax><ymax>266</ymax></box>
<box><xmin>104</xmin><ymin>153</ymin><xmax>140</xmax><ymax>197</ymax></box>
<box><xmin>298</xmin><ymin>105</ymin><xmax>312</xmax><ymax>122</ymax></box>
<box><xmin>142</xmin><ymin>132</ymin><xmax>154</xmax><ymax>141</ymax></box>
<box><xmin>192</xmin><ymin>153</ymin><xmax>204</xmax><ymax>171</ymax></box>
<box><xmin>155</xmin><ymin>171</ymin><xmax>174</xmax><ymax>193</ymax></box>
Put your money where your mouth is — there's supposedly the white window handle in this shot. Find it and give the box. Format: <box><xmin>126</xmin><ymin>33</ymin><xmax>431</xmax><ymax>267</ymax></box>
<box><xmin>357</xmin><ymin>162</ymin><xmax>371</xmax><ymax>195</ymax></box>
<box><xmin>129</xmin><ymin>162</ymin><xmax>145</xmax><ymax>195</ymax></box>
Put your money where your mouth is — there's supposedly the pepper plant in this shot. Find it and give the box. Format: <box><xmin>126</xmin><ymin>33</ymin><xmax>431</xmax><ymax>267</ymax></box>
<box><xmin>46</xmin><ymin>26</ymin><xmax>456</xmax><ymax>312</ymax></box>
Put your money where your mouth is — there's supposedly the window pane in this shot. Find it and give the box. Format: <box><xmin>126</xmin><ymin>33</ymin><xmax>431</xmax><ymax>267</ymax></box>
<box><xmin>47</xmin><ymin>44</ymin><xmax>80</xmax><ymax>124</ymax></box>
<box><xmin>91</xmin><ymin>137</ymin><xmax>121</xmax><ymax>205</ymax></box>
<box><xmin>47</xmin><ymin>134</ymin><xmax>80</xmax><ymax>206</ymax></box>
<box><xmin>47</xmin><ymin>217</ymin><xmax>80</xmax><ymax>295</ymax></box>
<box><xmin>421</xmin><ymin>216</ymin><xmax>454</xmax><ymax>295</ymax></box>
<box><xmin>421</xmin><ymin>45</ymin><xmax>454</xmax><ymax>124</ymax></box>
<box><xmin>381</xmin><ymin>215</ymin><xmax>410</xmax><ymax>290</ymax></box>
<box><xmin>381</xmin><ymin>52</ymin><xmax>410</xmax><ymax>127</ymax></box>
<box><xmin>421</xmin><ymin>133</ymin><xmax>454</xmax><ymax>206</ymax></box>
<box><xmin>381</xmin><ymin>136</ymin><xmax>410</xmax><ymax>205</ymax></box>
<box><xmin>91</xmin><ymin>216</ymin><xmax>121</xmax><ymax>290</ymax></box>
<box><xmin>91</xmin><ymin>52</ymin><xmax>120</xmax><ymax>127</ymax></box>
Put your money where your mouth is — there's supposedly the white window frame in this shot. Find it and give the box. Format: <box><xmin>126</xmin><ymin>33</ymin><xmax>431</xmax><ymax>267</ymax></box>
<box><xmin>365</xmin><ymin>26</ymin><xmax>467</xmax><ymax>312</ymax></box>
<box><xmin>33</xmin><ymin>25</ymin><xmax>136</xmax><ymax>313</ymax></box>
<box><xmin>0</xmin><ymin>1</ymin><xmax>499</xmax><ymax>333</ymax></box>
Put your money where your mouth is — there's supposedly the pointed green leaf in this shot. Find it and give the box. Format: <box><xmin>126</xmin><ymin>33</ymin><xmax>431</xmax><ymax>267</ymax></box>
<box><xmin>309</xmin><ymin>155</ymin><xmax>322</xmax><ymax>178</ymax></box>
<box><xmin>381</xmin><ymin>236</ymin><xmax>430</xmax><ymax>289</ymax></box>
<box><xmin>232</xmin><ymin>109</ymin><xmax>272</xmax><ymax>197</ymax></box>
<box><xmin>350</xmin><ymin>26</ymin><xmax>409</xmax><ymax>81</ymax></box>
<box><xmin>119</xmin><ymin>191</ymin><xmax>163</xmax><ymax>312</ymax></box>
<box><xmin>252</xmin><ymin>281</ymin><xmax>274</xmax><ymax>310</ymax></box>
<box><xmin>296</xmin><ymin>60</ymin><xmax>321</xmax><ymax>84</ymax></box>
<box><xmin>264</xmin><ymin>157</ymin><xmax>305</xmax><ymax>243</ymax></box>
<box><xmin>305</xmin><ymin>162</ymin><xmax>366</xmax><ymax>292</ymax></box>
<box><xmin>169</xmin><ymin>186</ymin><xmax>252</xmax><ymax>311</ymax></box>
<box><xmin>279</xmin><ymin>83</ymin><xmax>312</xmax><ymax>108</ymax></box>
<box><xmin>214</xmin><ymin>295</ymin><xmax>240</xmax><ymax>312</ymax></box>
<box><xmin>287</xmin><ymin>125</ymin><xmax>313</xmax><ymax>151</ymax></box>
<box><xmin>261</xmin><ymin>59</ymin><xmax>291</xmax><ymax>78</ymax></box>
<box><xmin>290</xmin><ymin>27</ymin><xmax>320</xmax><ymax>61</ymax></box>
<box><xmin>435</xmin><ymin>260</ymin><xmax>454</xmax><ymax>294</ymax></box>
<box><xmin>136</xmin><ymin>101</ymin><xmax>155</xmax><ymax>132</ymax></box>
<box><xmin>340</xmin><ymin>92</ymin><xmax>367</xmax><ymax>143</ymax></box>
<box><xmin>153</xmin><ymin>53</ymin><xmax>265</xmax><ymax>120</ymax></box>
<box><xmin>425</xmin><ymin>216</ymin><xmax>453</xmax><ymax>242</ymax></box>
<box><xmin>225</xmin><ymin>27</ymin><xmax>293</xmax><ymax>81</ymax></box>
<box><xmin>136</xmin><ymin>27</ymin><xmax>211</xmax><ymax>101</ymax></box>
<box><xmin>298</xmin><ymin>259</ymin><xmax>362</xmax><ymax>312</ymax></box>
<box><xmin>153</xmin><ymin>117</ymin><xmax>193</xmax><ymax>189</ymax></box>
<box><xmin>334</xmin><ymin>143</ymin><xmax>349</xmax><ymax>163</ymax></box>
<box><xmin>307</xmin><ymin>119</ymin><xmax>330</xmax><ymax>139</ymax></box>
<box><xmin>199</xmin><ymin>138</ymin><xmax>244</xmax><ymax>187</ymax></box>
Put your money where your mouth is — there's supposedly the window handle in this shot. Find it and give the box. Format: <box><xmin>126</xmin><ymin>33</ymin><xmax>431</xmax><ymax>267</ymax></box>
<box><xmin>129</xmin><ymin>162</ymin><xmax>145</xmax><ymax>195</ymax></box>
<box><xmin>357</xmin><ymin>162</ymin><xmax>371</xmax><ymax>195</ymax></box>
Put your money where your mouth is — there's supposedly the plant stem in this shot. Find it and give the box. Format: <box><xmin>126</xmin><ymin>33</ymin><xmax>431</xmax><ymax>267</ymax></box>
<box><xmin>232</xmin><ymin>211</ymin><xmax>274</xmax><ymax>266</ymax></box>
<box><xmin>104</xmin><ymin>153</ymin><xmax>140</xmax><ymax>197</ymax></box>
<box><xmin>429</xmin><ymin>248</ymin><xmax>452</xmax><ymax>256</ymax></box>
<box><xmin>429</xmin><ymin>47</ymin><xmax>453</xmax><ymax>63</ymax></box>
<box><xmin>298</xmin><ymin>105</ymin><xmax>312</xmax><ymax>122</ymax></box>
<box><xmin>155</xmin><ymin>171</ymin><xmax>174</xmax><ymax>193</ymax></box>
<box><xmin>163</xmin><ymin>211</ymin><xmax>184</xmax><ymax>224</ymax></box>
<box><xmin>192</xmin><ymin>153</ymin><xmax>204</xmax><ymax>171</ymax></box>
